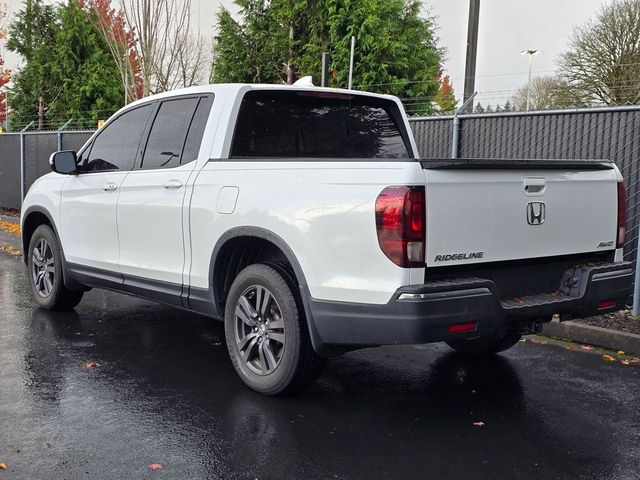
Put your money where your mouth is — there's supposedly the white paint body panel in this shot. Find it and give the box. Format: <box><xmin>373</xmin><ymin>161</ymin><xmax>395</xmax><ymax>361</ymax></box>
<box><xmin>21</xmin><ymin>173</ymin><xmax>66</xmax><ymax>245</ymax></box>
<box><xmin>21</xmin><ymin>83</ymin><xmax>624</xmax><ymax>309</ymax></box>
<box><xmin>59</xmin><ymin>171</ymin><xmax>128</xmax><ymax>271</ymax></box>
<box><xmin>188</xmin><ymin>161</ymin><xmax>424</xmax><ymax>304</ymax></box>
<box><xmin>424</xmin><ymin>168</ymin><xmax>620</xmax><ymax>266</ymax></box>
<box><xmin>117</xmin><ymin>165</ymin><xmax>196</xmax><ymax>284</ymax></box>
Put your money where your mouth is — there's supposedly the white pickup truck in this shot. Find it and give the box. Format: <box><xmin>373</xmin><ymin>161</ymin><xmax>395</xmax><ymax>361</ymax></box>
<box><xmin>21</xmin><ymin>84</ymin><xmax>633</xmax><ymax>394</ymax></box>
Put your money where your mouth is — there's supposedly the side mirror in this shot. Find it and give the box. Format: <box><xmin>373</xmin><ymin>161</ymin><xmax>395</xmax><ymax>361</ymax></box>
<box><xmin>49</xmin><ymin>151</ymin><xmax>78</xmax><ymax>175</ymax></box>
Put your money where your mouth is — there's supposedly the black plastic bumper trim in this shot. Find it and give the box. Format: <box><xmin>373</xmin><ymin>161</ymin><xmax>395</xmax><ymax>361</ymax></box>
<box><xmin>309</xmin><ymin>261</ymin><xmax>633</xmax><ymax>354</ymax></box>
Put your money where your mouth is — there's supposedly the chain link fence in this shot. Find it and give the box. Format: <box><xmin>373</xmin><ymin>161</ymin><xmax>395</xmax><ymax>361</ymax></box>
<box><xmin>1</xmin><ymin>107</ymin><xmax>640</xmax><ymax>263</ymax></box>
<box><xmin>0</xmin><ymin>130</ymin><xmax>94</xmax><ymax>209</ymax></box>
<box><xmin>409</xmin><ymin>106</ymin><xmax>640</xmax><ymax>264</ymax></box>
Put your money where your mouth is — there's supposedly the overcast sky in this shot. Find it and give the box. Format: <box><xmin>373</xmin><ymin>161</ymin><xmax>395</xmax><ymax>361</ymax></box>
<box><xmin>428</xmin><ymin>0</ymin><xmax>606</xmax><ymax>105</ymax></box>
<box><xmin>3</xmin><ymin>0</ymin><xmax>609</xmax><ymax>106</ymax></box>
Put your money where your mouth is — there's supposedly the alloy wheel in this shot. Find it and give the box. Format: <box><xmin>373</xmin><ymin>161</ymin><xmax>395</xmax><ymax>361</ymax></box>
<box><xmin>32</xmin><ymin>238</ymin><xmax>55</xmax><ymax>297</ymax></box>
<box><xmin>234</xmin><ymin>285</ymin><xmax>286</xmax><ymax>375</ymax></box>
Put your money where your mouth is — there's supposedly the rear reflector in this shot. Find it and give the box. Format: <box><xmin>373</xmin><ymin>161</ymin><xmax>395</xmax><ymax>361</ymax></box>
<box><xmin>617</xmin><ymin>181</ymin><xmax>627</xmax><ymax>249</ymax></box>
<box><xmin>597</xmin><ymin>299</ymin><xmax>616</xmax><ymax>310</ymax></box>
<box><xmin>447</xmin><ymin>321</ymin><xmax>477</xmax><ymax>333</ymax></box>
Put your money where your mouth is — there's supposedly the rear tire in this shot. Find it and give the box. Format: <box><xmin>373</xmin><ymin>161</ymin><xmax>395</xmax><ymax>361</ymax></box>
<box><xmin>224</xmin><ymin>263</ymin><xmax>325</xmax><ymax>395</ymax></box>
<box><xmin>27</xmin><ymin>225</ymin><xmax>84</xmax><ymax>311</ymax></box>
<box><xmin>446</xmin><ymin>331</ymin><xmax>522</xmax><ymax>355</ymax></box>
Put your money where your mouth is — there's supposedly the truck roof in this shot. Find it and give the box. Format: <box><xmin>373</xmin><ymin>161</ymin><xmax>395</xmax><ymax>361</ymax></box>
<box><xmin>123</xmin><ymin>83</ymin><xmax>397</xmax><ymax>111</ymax></box>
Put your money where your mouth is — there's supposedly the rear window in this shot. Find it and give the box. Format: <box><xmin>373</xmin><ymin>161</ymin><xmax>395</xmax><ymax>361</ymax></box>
<box><xmin>230</xmin><ymin>90</ymin><xmax>413</xmax><ymax>159</ymax></box>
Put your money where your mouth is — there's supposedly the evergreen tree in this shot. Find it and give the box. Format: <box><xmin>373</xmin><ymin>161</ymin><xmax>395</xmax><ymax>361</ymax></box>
<box><xmin>212</xmin><ymin>0</ymin><xmax>443</xmax><ymax>114</ymax></box>
<box><xmin>8</xmin><ymin>0</ymin><xmax>123</xmax><ymax>129</ymax></box>
<box><xmin>7</xmin><ymin>0</ymin><xmax>57</xmax><ymax>129</ymax></box>
<box><xmin>48</xmin><ymin>0</ymin><xmax>123</xmax><ymax>126</ymax></box>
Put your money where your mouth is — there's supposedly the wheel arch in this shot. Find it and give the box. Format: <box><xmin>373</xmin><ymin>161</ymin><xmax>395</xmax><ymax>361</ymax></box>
<box><xmin>204</xmin><ymin>226</ymin><xmax>324</xmax><ymax>354</ymax></box>
<box><xmin>21</xmin><ymin>206</ymin><xmax>59</xmax><ymax>262</ymax></box>
<box><xmin>21</xmin><ymin>206</ymin><xmax>85</xmax><ymax>291</ymax></box>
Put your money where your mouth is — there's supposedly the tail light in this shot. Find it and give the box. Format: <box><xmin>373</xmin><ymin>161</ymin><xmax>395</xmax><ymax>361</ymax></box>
<box><xmin>375</xmin><ymin>186</ymin><xmax>425</xmax><ymax>267</ymax></box>
<box><xmin>617</xmin><ymin>181</ymin><xmax>627</xmax><ymax>249</ymax></box>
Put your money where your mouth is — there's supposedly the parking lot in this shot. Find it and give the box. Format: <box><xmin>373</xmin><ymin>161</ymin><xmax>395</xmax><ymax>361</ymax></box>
<box><xmin>1</xmin><ymin>253</ymin><xmax>639</xmax><ymax>479</ymax></box>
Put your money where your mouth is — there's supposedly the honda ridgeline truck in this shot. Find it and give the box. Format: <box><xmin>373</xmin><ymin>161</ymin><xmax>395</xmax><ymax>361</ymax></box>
<box><xmin>21</xmin><ymin>83</ymin><xmax>633</xmax><ymax>394</ymax></box>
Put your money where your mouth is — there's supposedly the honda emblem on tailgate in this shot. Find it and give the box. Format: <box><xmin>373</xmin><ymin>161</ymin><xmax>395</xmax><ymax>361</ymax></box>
<box><xmin>526</xmin><ymin>202</ymin><xmax>545</xmax><ymax>225</ymax></box>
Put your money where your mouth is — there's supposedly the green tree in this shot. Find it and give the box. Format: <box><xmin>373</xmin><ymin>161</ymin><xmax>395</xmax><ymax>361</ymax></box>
<box><xmin>7</xmin><ymin>0</ymin><xmax>57</xmax><ymax>129</ymax></box>
<box><xmin>8</xmin><ymin>0</ymin><xmax>123</xmax><ymax>129</ymax></box>
<box><xmin>212</xmin><ymin>0</ymin><xmax>290</xmax><ymax>84</ymax></box>
<box><xmin>212</xmin><ymin>0</ymin><xmax>443</xmax><ymax>114</ymax></box>
<box><xmin>48</xmin><ymin>0</ymin><xmax>123</xmax><ymax>125</ymax></box>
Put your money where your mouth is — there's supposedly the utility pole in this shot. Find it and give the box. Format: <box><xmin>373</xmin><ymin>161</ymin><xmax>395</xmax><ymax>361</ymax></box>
<box><xmin>321</xmin><ymin>53</ymin><xmax>331</xmax><ymax>87</ymax></box>
<box><xmin>463</xmin><ymin>0</ymin><xmax>480</xmax><ymax>113</ymax></box>
<box><xmin>348</xmin><ymin>36</ymin><xmax>355</xmax><ymax>90</ymax></box>
<box><xmin>521</xmin><ymin>49</ymin><xmax>541</xmax><ymax>111</ymax></box>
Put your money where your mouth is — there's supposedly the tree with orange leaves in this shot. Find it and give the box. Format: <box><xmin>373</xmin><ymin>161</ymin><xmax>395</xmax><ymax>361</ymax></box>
<box><xmin>434</xmin><ymin>72</ymin><xmax>457</xmax><ymax>114</ymax></box>
<box><xmin>88</xmin><ymin>0</ymin><xmax>208</xmax><ymax>99</ymax></box>
<box><xmin>88</xmin><ymin>0</ymin><xmax>143</xmax><ymax>103</ymax></box>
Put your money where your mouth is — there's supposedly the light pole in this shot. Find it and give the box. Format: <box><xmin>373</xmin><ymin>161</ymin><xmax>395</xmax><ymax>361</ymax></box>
<box><xmin>521</xmin><ymin>49</ymin><xmax>541</xmax><ymax>111</ymax></box>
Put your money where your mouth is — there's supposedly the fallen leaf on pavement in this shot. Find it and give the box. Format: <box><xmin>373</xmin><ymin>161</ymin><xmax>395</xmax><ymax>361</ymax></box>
<box><xmin>472</xmin><ymin>421</ymin><xmax>485</xmax><ymax>427</ymax></box>
<box><xmin>617</xmin><ymin>350</ymin><xmax>625</xmax><ymax>355</ymax></box>
<box><xmin>0</xmin><ymin>245</ymin><xmax>22</xmax><ymax>256</ymax></box>
<box><xmin>148</xmin><ymin>463</ymin><xmax>163</xmax><ymax>471</ymax></box>
<box><xmin>81</xmin><ymin>361</ymin><xmax>100</xmax><ymax>368</ymax></box>
<box><xmin>0</xmin><ymin>463</ymin><xmax>6</xmax><ymax>470</ymax></box>
<box><xmin>602</xmin><ymin>354</ymin><xmax>616</xmax><ymax>362</ymax></box>
<box><xmin>565</xmin><ymin>345</ymin><xmax>576</xmax><ymax>350</ymax></box>
<box><xmin>0</xmin><ymin>220</ymin><xmax>20</xmax><ymax>236</ymax></box>
<box><xmin>581</xmin><ymin>345</ymin><xmax>594</xmax><ymax>350</ymax></box>
<box><xmin>621</xmin><ymin>359</ymin><xmax>631</xmax><ymax>365</ymax></box>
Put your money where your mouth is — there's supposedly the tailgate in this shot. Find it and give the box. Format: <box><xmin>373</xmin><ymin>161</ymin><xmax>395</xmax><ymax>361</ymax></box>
<box><xmin>424</xmin><ymin>164</ymin><xmax>620</xmax><ymax>267</ymax></box>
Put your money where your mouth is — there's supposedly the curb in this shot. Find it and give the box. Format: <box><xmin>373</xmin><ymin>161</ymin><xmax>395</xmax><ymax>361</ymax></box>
<box><xmin>542</xmin><ymin>320</ymin><xmax>640</xmax><ymax>354</ymax></box>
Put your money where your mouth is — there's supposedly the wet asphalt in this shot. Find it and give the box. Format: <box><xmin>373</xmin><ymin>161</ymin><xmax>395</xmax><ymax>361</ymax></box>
<box><xmin>1</xmin><ymin>253</ymin><xmax>639</xmax><ymax>480</ymax></box>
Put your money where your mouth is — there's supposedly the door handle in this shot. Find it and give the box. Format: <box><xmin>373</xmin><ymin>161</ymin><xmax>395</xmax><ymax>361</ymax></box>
<box><xmin>103</xmin><ymin>183</ymin><xmax>118</xmax><ymax>192</ymax></box>
<box><xmin>523</xmin><ymin>177</ymin><xmax>546</xmax><ymax>195</ymax></box>
<box><xmin>162</xmin><ymin>179</ymin><xmax>184</xmax><ymax>190</ymax></box>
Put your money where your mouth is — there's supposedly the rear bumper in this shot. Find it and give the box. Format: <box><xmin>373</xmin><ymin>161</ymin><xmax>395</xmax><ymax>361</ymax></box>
<box><xmin>308</xmin><ymin>261</ymin><xmax>633</xmax><ymax>355</ymax></box>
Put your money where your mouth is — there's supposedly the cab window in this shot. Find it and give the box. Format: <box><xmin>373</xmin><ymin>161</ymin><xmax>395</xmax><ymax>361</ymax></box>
<box><xmin>139</xmin><ymin>95</ymin><xmax>213</xmax><ymax>170</ymax></box>
<box><xmin>83</xmin><ymin>104</ymin><xmax>152</xmax><ymax>172</ymax></box>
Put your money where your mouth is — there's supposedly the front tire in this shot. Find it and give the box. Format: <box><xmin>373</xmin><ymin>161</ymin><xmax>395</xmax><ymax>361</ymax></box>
<box><xmin>224</xmin><ymin>264</ymin><xmax>324</xmax><ymax>395</ymax></box>
<box><xmin>446</xmin><ymin>330</ymin><xmax>522</xmax><ymax>355</ymax></box>
<box><xmin>27</xmin><ymin>225</ymin><xmax>84</xmax><ymax>311</ymax></box>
